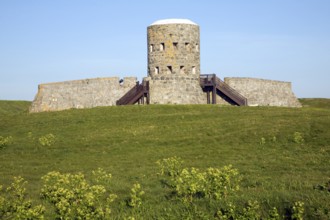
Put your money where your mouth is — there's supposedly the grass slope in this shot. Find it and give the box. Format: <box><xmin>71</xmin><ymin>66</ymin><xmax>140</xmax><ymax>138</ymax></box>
<box><xmin>0</xmin><ymin>100</ymin><xmax>30</xmax><ymax>115</ymax></box>
<box><xmin>299</xmin><ymin>98</ymin><xmax>330</xmax><ymax>109</ymax></box>
<box><xmin>0</xmin><ymin>100</ymin><xmax>329</xmax><ymax>218</ymax></box>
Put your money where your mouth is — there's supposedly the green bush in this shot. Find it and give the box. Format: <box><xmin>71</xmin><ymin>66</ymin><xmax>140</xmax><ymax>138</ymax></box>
<box><xmin>127</xmin><ymin>183</ymin><xmax>144</xmax><ymax>208</ymax></box>
<box><xmin>38</xmin><ymin>133</ymin><xmax>56</xmax><ymax>147</ymax></box>
<box><xmin>260</xmin><ymin>137</ymin><xmax>266</xmax><ymax>145</ymax></box>
<box><xmin>293</xmin><ymin>132</ymin><xmax>304</xmax><ymax>144</ymax></box>
<box><xmin>0</xmin><ymin>136</ymin><xmax>13</xmax><ymax>149</ymax></box>
<box><xmin>204</xmin><ymin>165</ymin><xmax>241</xmax><ymax>200</ymax></box>
<box><xmin>156</xmin><ymin>156</ymin><xmax>183</xmax><ymax>178</ymax></box>
<box><xmin>291</xmin><ymin>201</ymin><xmax>304</xmax><ymax>220</ymax></box>
<box><xmin>174</xmin><ymin>167</ymin><xmax>206</xmax><ymax>203</ymax></box>
<box><xmin>0</xmin><ymin>177</ymin><xmax>45</xmax><ymax>219</ymax></box>
<box><xmin>158</xmin><ymin>157</ymin><xmax>241</xmax><ymax>203</ymax></box>
<box><xmin>41</xmin><ymin>169</ymin><xmax>117</xmax><ymax>219</ymax></box>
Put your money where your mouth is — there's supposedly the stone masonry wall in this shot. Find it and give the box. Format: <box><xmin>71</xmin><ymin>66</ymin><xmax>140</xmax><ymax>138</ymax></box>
<box><xmin>224</xmin><ymin>77</ymin><xmax>301</xmax><ymax>107</ymax></box>
<box><xmin>29</xmin><ymin>77</ymin><xmax>137</xmax><ymax>112</ymax></box>
<box><xmin>145</xmin><ymin>76</ymin><xmax>206</xmax><ymax>104</ymax></box>
<box><xmin>147</xmin><ymin>23</ymin><xmax>200</xmax><ymax>79</ymax></box>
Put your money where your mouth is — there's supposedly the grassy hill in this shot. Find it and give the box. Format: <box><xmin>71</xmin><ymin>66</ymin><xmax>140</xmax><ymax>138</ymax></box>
<box><xmin>0</xmin><ymin>99</ymin><xmax>329</xmax><ymax>219</ymax></box>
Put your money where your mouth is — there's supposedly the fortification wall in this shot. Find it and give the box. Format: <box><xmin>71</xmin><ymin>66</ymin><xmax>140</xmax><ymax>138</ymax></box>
<box><xmin>145</xmin><ymin>76</ymin><xmax>206</xmax><ymax>104</ymax></box>
<box><xmin>29</xmin><ymin>77</ymin><xmax>137</xmax><ymax>112</ymax></box>
<box><xmin>224</xmin><ymin>77</ymin><xmax>301</xmax><ymax>107</ymax></box>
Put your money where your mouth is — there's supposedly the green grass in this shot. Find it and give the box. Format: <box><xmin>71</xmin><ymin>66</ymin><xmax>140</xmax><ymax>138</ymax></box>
<box><xmin>0</xmin><ymin>100</ymin><xmax>330</xmax><ymax>218</ymax></box>
<box><xmin>0</xmin><ymin>100</ymin><xmax>30</xmax><ymax>115</ymax></box>
<box><xmin>299</xmin><ymin>98</ymin><xmax>330</xmax><ymax>109</ymax></box>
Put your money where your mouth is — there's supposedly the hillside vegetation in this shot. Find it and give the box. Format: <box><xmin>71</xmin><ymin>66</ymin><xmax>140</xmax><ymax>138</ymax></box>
<box><xmin>0</xmin><ymin>99</ymin><xmax>329</xmax><ymax>219</ymax></box>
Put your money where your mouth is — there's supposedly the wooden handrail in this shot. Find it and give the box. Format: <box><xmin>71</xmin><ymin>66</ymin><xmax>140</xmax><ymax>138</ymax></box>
<box><xmin>200</xmin><ymin>74</ymin><xmax>247</xmax><ymax>106</ymax></box>
<box><xmin>215</xmin><ymin>78</ymin><xmax>247</xmax><ymax>106</ymax></box>
<box><xmin>116</xmin><ymin>81</ymin><xmax>149</xmax><ymax>105</ymax></box>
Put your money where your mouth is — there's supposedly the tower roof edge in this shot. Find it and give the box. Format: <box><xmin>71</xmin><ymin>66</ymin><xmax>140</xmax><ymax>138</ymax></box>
<box><xmin>149</xmin><ymin>18</ymin><xmax>198</xmax><ymax>26</ymax></box>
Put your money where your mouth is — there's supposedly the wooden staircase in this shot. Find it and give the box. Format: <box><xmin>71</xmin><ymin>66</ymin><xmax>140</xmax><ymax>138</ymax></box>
<box><xmin>116</xmin><ymin>81</ymin><xmax>149</xmax><ymax>105</ymax></box>
<box><xmin>200</xmin><ymin>74</ymin><xmax>248</xmax><ymax>106</ymax></box>
<box><xmin>117</xmin><ymin>74</ymin><xmax>247</xmax><ymax>106</ymax></box>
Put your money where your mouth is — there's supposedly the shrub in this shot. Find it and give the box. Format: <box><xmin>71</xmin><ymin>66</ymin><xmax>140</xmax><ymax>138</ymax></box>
<box><xmin>204</xmin><ymin>165</ymin><xmax>241</xmax><ymax>200</ymax></box>
<box><xmin>215</xmin><ymin>202</ymin><xmax>237</xmax><ymax>219</ymax></box>
<box><xmin>38</xmin><ymin>133</ymin><xmax>56</xmax><ymax>146</ymax></box>
<box><xmin>260</xmin><ymin>137</ymin><xmax>266</xmax><ymax>145</ymax></box>
<box><xmin>41</xmin><ymin>169</ymin><xmax>116</xmax><ymax>219</ymax></box>
<box><xmin>293</xmin><ymin>132</ymin><xmax>304</xmax><ymax>144</ymax></box>
<box><xmin>127</xmin><ymin>183</ymin><xmax>144</xmax><ymax>208</ymax></box>
<box><xmin>158</xmin><ymin>157</ymin><xmax>241</xmax><ymax>203</ymax></box>
<box><xmin>291</xmin><ymin>201</ymin><xmax>304</xmax><ymax>220</ymax></box>
<box><xmin>174</xmin><ymin>167</ymin><xmax>206</xmax><ymax>203</ymax></box>
<box><xmin>0</xmin><ymin>177</ymin><xmax>45</xmax><ymax>219</ymax></box>
<box><xmin>268</xmin><ymin>207</ymin><xmax>281</xmax><ymax>220</ymax></box>
<box><xmin>241</xmin><ymin>200</ymin><xmax>261</xmax><ymax>220</ymax></box>
<box><xmin>156</xmin><ymin>156</ymin><xmax>183</xmax><ymax>178</ymax></box>
<box><xmin>0</xmin><ymin>136</ymin><xmax>13</xmax><ymax>149</ymax></box>
<box><xmin>216</xmin><ymin>201</ymin><xmax>263</xmax><ymax>220</ymax></box>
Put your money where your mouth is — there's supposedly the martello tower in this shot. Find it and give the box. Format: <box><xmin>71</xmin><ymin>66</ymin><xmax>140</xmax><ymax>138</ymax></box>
<box><xmin>145</xmin><ymin>19</ymin><xmax>205</xmax><ymax>104</ymax></box>
<box><xmin>147</xmin><ymin>19</ymin><xmax>200</xmax><ymax>78</ymax></box>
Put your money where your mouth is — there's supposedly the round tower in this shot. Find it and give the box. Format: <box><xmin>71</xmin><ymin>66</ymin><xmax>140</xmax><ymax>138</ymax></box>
<box><xmin>147</xmin><ymin>19</ymin><xmax>200</xmax><ymax>78</ymax></box>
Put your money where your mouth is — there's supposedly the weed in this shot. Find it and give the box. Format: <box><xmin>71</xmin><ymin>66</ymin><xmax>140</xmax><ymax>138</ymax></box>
<box><xmin>127</xmin><ymin>183</ymin><xmax>144</xmax><ymax>208</ymax></box>
<box><xmin>41</xmin><ymin>170</ymin><xmax>117</xmax><ymax>219</ymax></box>
<box><xmin>0</xmin><ymin>136</ymin><xmax>13</xmax><ymax>149</ymax></box>
<box><xmin>293</xmin><ymin>132</ymin><xmax>304</xmax><ymax>144</ymax></box>
<box><xmin>260</xmin><ymin>137</ymin><xmax>266</xmax><ymax>145</ymax></box>
<box><xmin>291</xmin><ymin>201</ymin><xmax>304</xmax><ymax>220</ymax></box>
<box><xmin>38</xmin><ymin>133</ymin><xmax>56</xmax><ymax>146</ymax></box>
<box><xmin>0</xmin><ymin>177</ymin><xmax>45</xmax><ymax>219</ymax></box>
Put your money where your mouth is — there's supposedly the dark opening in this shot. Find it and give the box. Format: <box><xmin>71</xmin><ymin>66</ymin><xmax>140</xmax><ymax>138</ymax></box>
<box><xmin>160</xmin><ymin>43</ymin><xmax>165</xmax><ymax>51</ymax></box>
<box><xmin>180</xmin><ymin>66</ymin><xmax>185</xmax><ymax>74</ymax></box>
<box><xmin>167</xmin><ymin>66</ymin><xmax>172</xmax><ymax>74</ymax></box>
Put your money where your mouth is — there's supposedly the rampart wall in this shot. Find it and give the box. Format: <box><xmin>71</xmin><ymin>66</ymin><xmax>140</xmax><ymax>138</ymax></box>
<box><xmin>224</xmin><ymin>77</ymin><xmax>301</xmax><ymax>107</ymax></box>
<box><xmin>29</xmin><ymin>77</ymin><xmax>137</xmax><ymax>112</ymax></box>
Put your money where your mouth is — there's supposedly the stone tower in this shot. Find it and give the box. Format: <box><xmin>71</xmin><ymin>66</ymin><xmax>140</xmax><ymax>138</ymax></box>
<box><xmin>145</xmin><ymin>19</ymin><xmax>205</xmax><ymax>104</ymax></box>
<box><xmin>147</xmin><ymin>18</ymin><xmax>200</xmax><ymax>78</ymax></box>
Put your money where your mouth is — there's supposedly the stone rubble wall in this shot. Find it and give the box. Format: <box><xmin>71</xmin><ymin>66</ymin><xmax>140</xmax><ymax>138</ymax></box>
<box><xmin>29</xmin><ymin>77</ymin><xmax>137</xmax><ymax>112</ymax></box>
<box><xmin>145</xmin><ymin>76</ymin><xmax>206</xmax><ymax>104</ymax></box>
<box><xmin>147</xmin><ymin>23</ymin><xmax>200</xmax><ymax>79</ymax></box>
<box><xmin>224</xmin><ymin>77</ymin><xmax>301</xmax><ymax>107</ymax></box>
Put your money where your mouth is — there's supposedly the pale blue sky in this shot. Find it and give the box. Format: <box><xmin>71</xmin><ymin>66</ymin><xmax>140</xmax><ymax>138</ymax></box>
<box><xmin>1</xmin><ymin>0</ymin><xmax>329</xmax><ymax>100</ymax></box>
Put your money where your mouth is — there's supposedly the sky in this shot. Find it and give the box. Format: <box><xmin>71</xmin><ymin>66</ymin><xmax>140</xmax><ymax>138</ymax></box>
<box><xmin>1</xmin><ymin>0</ymin><xmax>330</xmax><ymax>100</ymax></box>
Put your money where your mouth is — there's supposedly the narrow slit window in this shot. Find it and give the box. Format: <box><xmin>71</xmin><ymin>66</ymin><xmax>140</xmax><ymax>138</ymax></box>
<box><xmin>195</xmin><ymin>43</ymin><xmax>199</xmax><ymax>52</ymax></box>
<box><xmin>167</xmin><ymin>66</ymin><xmax>172</xmax><ymax>74</ymax></box>
<box><xmin>192</xmin><ymin>66</ymin><xmax>196</xmax><ymax>74</ymax></box>
<box><xmin>155</xmin><ymin>67</ymin><xmax>159</xmax><ymax>75</ymax></box>
<box><xmin>180</xmin><ymin>66</ymin><xmax>185</xmax><ymax>74</ymax></box>
<box><xmin>173</xmin><ymin>42</ymin><xmax>178</xmax><ymax>49</ymax></box>
<box><xmin>160</xmin><ymin>43</ymin><xmax>165</xmax><ymax>51</ymax></box>
<box><xmin>185</xmin><ymin>42</ymin><xmax>190</xmax><ymax>50</ymax></box>
<box><xmin>150</xmin><ymin>44</ymin><xmax>154</xmax><ymax>52</ymax></box>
